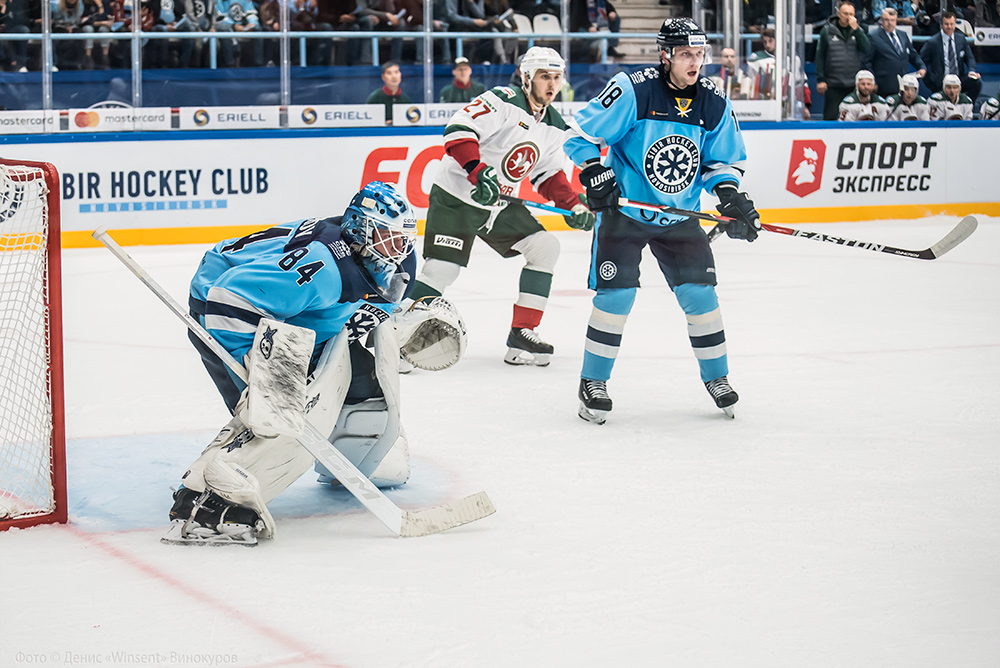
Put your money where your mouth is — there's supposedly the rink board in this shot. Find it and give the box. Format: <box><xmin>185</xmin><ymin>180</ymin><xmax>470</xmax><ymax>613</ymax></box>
<box><xmin>0</xmin><ymin>122</ymin><xmax>995</xmax><ymax>247</ymax></box>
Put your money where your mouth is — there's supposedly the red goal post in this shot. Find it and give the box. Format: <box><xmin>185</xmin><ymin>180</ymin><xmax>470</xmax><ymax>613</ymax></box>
<box><xmin>0</xmin><ymin>158</ymin><xmax>66</xmax><ymax>531</ymax></box>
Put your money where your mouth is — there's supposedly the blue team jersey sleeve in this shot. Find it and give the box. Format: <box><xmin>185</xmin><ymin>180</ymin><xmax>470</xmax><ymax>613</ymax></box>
<box><xmin>699</xmin><ymin>96</ymin><xmax>747</xmax><ymax>193</ymax></box>
<box><xmin>203</xmin><ymin>246</ymin><xmax>343</xmax><ymax>361</ymax></box>
<box><xmin>564</xmin><ymin>72</ymin><xmax>637</xmax><ymax>166</ymax></box>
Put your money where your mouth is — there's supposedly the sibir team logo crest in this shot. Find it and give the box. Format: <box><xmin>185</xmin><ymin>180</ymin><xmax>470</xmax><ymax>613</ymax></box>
<box><xmin>259</xmin><ymin>325</ymin><xmax>277</xmax><ymax>359</ymax></box>
<box><xmin>345</xmin><ymin>303</ymin><xmax>389</xmax><ymax>341</ymax></box>
<box><xmin>785</xmin><ymin>139</ymin><xmax>826</xmax><ymax>198</ymax></box>
<box><xmin>644</xmin><ymin>135</ymin><xmax>699</xmax><ymax>194</ymax></box>
<box><xmin>599</xmin><ymin>261</ymin><xmax>617</xmax><ymax>281</ymax></box>
<box><xmin>501</xmin><ymin>142</ymin><xmax>539</xmax><ymax>181</ymax></box>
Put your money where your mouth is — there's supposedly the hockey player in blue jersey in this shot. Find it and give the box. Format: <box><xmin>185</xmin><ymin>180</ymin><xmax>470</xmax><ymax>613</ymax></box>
<box><xmin>564</xmin><ymin>18</ymin><xmax>761</xmax><ymax>424</ymax></box>
<box><xmin>163</xmin><ymin>181</ymin><xmax>422</xmax><ymax>546</ymax></box>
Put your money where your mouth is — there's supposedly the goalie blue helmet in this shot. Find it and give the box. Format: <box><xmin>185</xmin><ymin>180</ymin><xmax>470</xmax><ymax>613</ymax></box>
<box><xmin>342</xmin><ymin>181</ymin><xmax>418</xmax><ymax>298</ymax></box>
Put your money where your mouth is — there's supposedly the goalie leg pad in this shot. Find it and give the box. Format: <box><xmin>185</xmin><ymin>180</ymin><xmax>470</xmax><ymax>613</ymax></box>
<box><xmin>242</xmin><ymin>318</ymin><xmax>315</xmax><ymax>438</ymax></box>
<box><xmin>179</xmin><ymin>418</ymin><xmax>315</xmax><ymax>539</ymax></box>
<box><xmin>314</xmin><ymin>399</ymin><xmax>411</xmax><ymax>488</ymax></box>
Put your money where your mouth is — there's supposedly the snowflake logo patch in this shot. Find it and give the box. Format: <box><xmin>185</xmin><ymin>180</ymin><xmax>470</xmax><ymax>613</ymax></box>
<box><xmin>644</xmin><ymin>135</ymin><xmax>699</xmax><ymax>195</ymax></box>
<box><xmin>599</xmin><ymin>261</ymin><xmax>617</xmax><ymax>281</ymax></box>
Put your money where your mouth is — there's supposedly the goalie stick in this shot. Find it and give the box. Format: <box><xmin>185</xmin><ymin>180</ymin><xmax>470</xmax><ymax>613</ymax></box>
<box><xmin>618</xmin><ymin>198</ymin><xmax>979</xmax><ymax>261</ymax></box>
<box><xmin>92</xmin><ymin>227</ymin><xmax>496</xmax><ymax>538</ymax></box>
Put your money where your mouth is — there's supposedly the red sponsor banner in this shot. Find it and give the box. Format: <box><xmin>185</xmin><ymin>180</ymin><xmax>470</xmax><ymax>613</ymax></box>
<box><xmin>786</xmin><ymin>139</ymin><xmax>826</xmax><ymax>198</ymax></box>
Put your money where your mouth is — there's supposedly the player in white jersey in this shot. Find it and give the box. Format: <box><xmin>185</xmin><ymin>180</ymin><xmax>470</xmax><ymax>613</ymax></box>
<box><xmin>929</xmin><ymin>74</ymin><xmax>974</xmax><ymax>120</ymax></box>
<box><xmin>407</xmin><ymin>46</ymin><xmax>595</xmax><ymax>367</ymax></box>
<box><xmin>838</xmin><ymin>70</ymin><xmax>889</xmax><ymax>121</ymax></box>
<box><xmin>980</xmin><ymin>92</ymin><xmax>1000</xmax><ymax>120</ymax></box>
<box><xmin>885</xmin><ymin>73</ymin><xmax>929</xmax><ymax>120</ymax></box>
<box><xmin>163</xmin><ymin>182</ymin><xmax>420</xmax><ymax>546</ymax></box>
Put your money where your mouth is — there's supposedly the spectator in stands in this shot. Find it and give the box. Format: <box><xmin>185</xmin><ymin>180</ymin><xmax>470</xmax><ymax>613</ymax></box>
<box><xmin>980</xmin><ymin>91</ymin><xmax>1000</xmax><ymax>118</ymax></box>
<box><xmin>80</xmin><ymin>0</ymin><xmax>112</xmax><ymax>68</ymax></box>
<box><xmin>872</xmin><ymin>0</ymin><xmax>915</xmax><ymax>25</ymax></box>
<box><xmin>316</xmin><ymin>0</ymin><xmax>374</xmax><ymax>65</ymax></box>
<box><xmin>746</xmin><ymin>28</ymin><xmax>812</xmax><ymax>117</ymax></box>
<box><xmin>367</xmin><ymin>60</ymin><xmax>411</xmax><ymax>124</ymax></box>
<box><xmin>0</xmin><ymin>0</ymin><xmax>31</xmax><ymax>72</ymax></box>
<box><xmin>442</xmin><ymin>0</ymin><xmax>510</xmax><ymax>63</ymax></box>
<box><xmin>864</xmin><ymin>7</ymin><xmax>925</xmax><ymax>96</ymax></box>
<box><xmin>569</xmin><ymin>0</ymin><xmax>621</xmax><ymax>62</ymax></box>
<box><xmin>285</xmin><ymin>0</ymin><xmax>334</xmax><ymax>65</ymax></box>
<box><xmin>214</xmin><ymin>0</ymin><xmax>263</xmax><ymax>67</ymax></box>
<box><xmin>52</xmin><ymin>0</ymin><xmax>86</xmax><ymax>69</ymax></box>
<box><xmin>171</xmin><ymin>0</ymin><xmax>211</xmax><ymax>67</ymax></box>
<box><xmin>709</xmin><ymin>46</ymin><xmax>748</xmax><ymax>98</ymax></box>
<box><xmin>885</xmin><ymin>72</ymin><xmax>930</xmax><ymax>118</ymax></box>
<box><xmin>920</xmin><ymin>11</ymin><xmax>981</xmax><ymax>101</ymax></box>
<box><xmin>929</xmin><ymin>72</ymin><xmax>974</xmax><ymax>118</ymax></box>
<box><xmin>358</xmin><ymin>0</ymin><xmax>407</xmax><ymax>62</ymax></box>
<box><xmin>396</xmin><ymin>0</ymin><xmax>451</xmax><ymax>63</ymax></box>
<box><xmin>976</xmin><ymin>0</ymin><xmax>1000</xmax><ymax>26</ymax></box>
<box><xmin>439</xmin><ymin>56</ymin><xmax>486</xmax><ymax>101</ymax></box>
<box><xmin>816</xmin><ymin>1</ymin><xmax>872</xmax><ymax>119</ymax></box>
<box><xmin>509</xmin><ymin>0</ymin><xmax>558</xmax><ymax>20</ymax></box>
<box><xmin>839</xmin><ymin>68</ymin><xmax>888</xmax><ymax>119</ymax></box>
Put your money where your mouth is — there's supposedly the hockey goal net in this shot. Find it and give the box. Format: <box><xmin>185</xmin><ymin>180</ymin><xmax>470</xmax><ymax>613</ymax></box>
<box><xmin>0</xmin><ymin>159</ymin><xmax>66</xmax><ymax>531</ymax></box>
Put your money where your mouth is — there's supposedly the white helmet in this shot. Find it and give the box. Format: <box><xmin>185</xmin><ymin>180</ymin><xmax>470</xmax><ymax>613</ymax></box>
<box><xmin>519</xmin><ymin>46</ymin><xmax>565</xmax><ymax>90</ymax></box>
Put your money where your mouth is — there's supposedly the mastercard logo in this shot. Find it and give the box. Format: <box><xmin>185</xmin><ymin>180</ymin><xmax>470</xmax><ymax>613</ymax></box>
<box><xmin>301</xmin><ymin>107</ymin><xmax>317</xmax><ymax>124</ymax></box>
<box><xmin>405</xmin><ymin>106</ymin><xmax>421</xmax><ymax>123</ymax></box>
<box><xmin>74</xmin><ymin>111</ymin><xmax>100</xmax><ymax>128</ymax></box>
<box><xmin>193</xmin><ymin>109</ymin><xmax>210</xmax><ymax>126</ymax></box>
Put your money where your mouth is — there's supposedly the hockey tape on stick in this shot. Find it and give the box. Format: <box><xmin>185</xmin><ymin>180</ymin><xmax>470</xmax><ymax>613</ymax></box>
<box><xmin>92</xmin><ymin>227</ymin><xmax>496</xmax><ymax>538</ymax></box>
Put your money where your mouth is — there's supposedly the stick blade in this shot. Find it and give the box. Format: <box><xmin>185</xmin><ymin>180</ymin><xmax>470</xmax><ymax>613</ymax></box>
<box><xmin>399</xmin><ymin>491</ymin><xmax>496</xmax><ymax>538</ymax></box>
<box><xmin>928</xmin><ymin>215</ymin><xmax>978</xmax><ymax>259</ymax></box>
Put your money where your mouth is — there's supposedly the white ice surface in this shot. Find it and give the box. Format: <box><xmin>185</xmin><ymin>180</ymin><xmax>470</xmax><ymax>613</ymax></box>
<box><xmin>3</xmin><ymin>217</ymin><xmax>999</xmax><ymax>668</ymax></box>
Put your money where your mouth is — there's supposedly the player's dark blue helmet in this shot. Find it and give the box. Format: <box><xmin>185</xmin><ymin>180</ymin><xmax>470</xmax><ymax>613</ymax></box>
<box><xmin>656</xmin><ymin>18</ymin><xmax>707</xmax><ymax>53</ymax></box>
<box><xmin>342</xmin><ymin>181</ymin><xmax>417</xmax><ymax>296</ymax></box>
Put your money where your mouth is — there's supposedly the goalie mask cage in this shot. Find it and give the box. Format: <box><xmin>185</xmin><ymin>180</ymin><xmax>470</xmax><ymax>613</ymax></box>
<box><xmin>0</xmin><ymin>158</ymin><xmax>66</xmax><ymax>531</ymax></box>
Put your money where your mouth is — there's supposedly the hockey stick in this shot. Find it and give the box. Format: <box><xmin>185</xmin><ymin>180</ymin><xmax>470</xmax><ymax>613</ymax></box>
<box><xmin>92</xmin><ymin>227</ymin><xmax>496</xmax><ymax>538</ymax></box>
<box><xmin>620</xmin><ymin>198</ymin><xmax>979</xmax><ymax>260</ymax></box>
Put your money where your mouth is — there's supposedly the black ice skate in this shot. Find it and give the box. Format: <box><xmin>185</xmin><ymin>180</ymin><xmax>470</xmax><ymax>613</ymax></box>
<box><xmin>161</xmin><ymin>488</ymin><xmax>264</xmax><ymax>547</ymax></box>
<box><xmin>504</xmin><ymin>327</ymin><xmax>554</xmax><ymax>366</ymax></box>
<box><xmin>578</xmin><ymin>378</ymin><xmax>612</xmax><ymax>425</ymax></box>
<box><xmin>705</xmin><ymin>375</ymin><xmax>739</xmax><ymax>418</ymax></box>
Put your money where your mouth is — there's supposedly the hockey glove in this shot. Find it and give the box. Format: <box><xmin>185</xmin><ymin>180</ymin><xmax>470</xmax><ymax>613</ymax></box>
<box><xmin>468</xmin><ymin>163</ymin><xmax>501</xmax><ymax>206</ymax></box>
<box><xmin>563</xmin><ymin>194</ymin><xmax>596</xmax><ymax>231</ymax></box>
<box><xmin>714</xmin><ymin>184</ymin><xmax>761</xmax><ymax>242</ymax></box>
<box><xmin>579</xmin><ymin>161</ymin><xmax>620</xmax><ymax>211</ymax></box>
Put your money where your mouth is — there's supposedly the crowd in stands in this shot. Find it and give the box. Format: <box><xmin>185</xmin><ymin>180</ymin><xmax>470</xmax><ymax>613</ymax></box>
<box><xmin>1</xmin><ymin>0</ymin><xmax>998</xmax><ymax>118</ymax></box>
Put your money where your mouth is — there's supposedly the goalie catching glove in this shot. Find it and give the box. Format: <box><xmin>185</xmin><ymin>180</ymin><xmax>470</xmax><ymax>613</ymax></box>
<box><xmin>394</xmin><ymin>297</ymin><xmax>468</xmax><ymax>371</ymax></box>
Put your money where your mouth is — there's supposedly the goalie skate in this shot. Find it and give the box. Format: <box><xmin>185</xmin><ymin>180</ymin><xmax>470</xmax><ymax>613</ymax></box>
<box><xmin>504</xmin><ymin>327</ymin><xmax>553</xmax><ymax>366</ymax></box>
<box><xmin>161</xmin><ymin>488</ymin><xmax>265</xmax><ymax>547</ymax></box>
<box><xmin>705</xmin><ymin>376</ymin><xmax>738</xmax><ymax>418</ymax></box>
<box><xmin>578</xmin><ymin>378</ymin><xmax>612</xmax><ymax>425</ymax></box>
<box><xmin>161</xmin><ymin>518</ymin><xmax>262</xmax><ymax>547</ymax></box>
